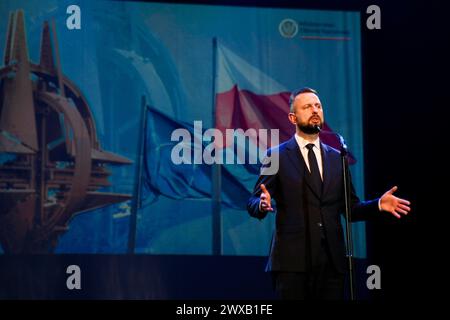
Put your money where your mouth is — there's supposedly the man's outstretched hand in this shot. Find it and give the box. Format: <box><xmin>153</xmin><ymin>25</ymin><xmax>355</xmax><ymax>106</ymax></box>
<box><xmin>259</xmin><ymin>184</ymin><xmax>274</xmax><ymax>212</ymax></box>
<box><xmin>380</xmin><ymin>186</ymin><xmax>411</xmax><ymax>219</ymax></box>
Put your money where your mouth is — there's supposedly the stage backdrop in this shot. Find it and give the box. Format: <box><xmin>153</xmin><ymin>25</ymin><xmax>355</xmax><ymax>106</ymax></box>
<box><xmin>0</xmin><ymin>0</ymin><xmax>366</xmax><ymax>257</ymax></box>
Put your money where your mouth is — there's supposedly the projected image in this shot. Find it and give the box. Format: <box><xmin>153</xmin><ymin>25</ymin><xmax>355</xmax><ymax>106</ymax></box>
<box><xmin>0</xmin><ymin>0</ymin><xmax>365</xmax><ymax>256</ymax></box>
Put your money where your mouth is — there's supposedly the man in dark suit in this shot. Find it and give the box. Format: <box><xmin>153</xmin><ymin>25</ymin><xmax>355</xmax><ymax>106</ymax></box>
<box><xmin>247</xmin><ymin>87</ymin><xmax>411</xmax><ymax>300</ymax></box>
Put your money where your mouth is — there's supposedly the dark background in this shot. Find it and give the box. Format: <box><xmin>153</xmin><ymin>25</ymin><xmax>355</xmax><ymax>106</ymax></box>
<box><xmin>361</xmin><ymin>0</ymin><xmax>445</xmax><ymax>301</ymax></box>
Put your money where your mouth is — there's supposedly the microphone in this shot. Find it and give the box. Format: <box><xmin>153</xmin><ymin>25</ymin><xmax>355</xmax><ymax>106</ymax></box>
<box><xmin>338</xmin><ymin>134</ymin><xmax>348</xmax><ymax>152</ymax></box>
<box><xmin>313</xmin><ymin>125</ymin><xmax>321</xmax><ymax>133</ymax></box>
<box><xmin>317</xmin><ymin>127</ymin><xmax>348</xmax><ymax>154</ymax></box>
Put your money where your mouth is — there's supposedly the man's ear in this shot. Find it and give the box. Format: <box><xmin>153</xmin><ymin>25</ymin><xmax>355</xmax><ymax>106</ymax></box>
<box><xmin>288</xmin><ymin>113</ymin><xmax>297</xmax><ymax>125</ymax></box>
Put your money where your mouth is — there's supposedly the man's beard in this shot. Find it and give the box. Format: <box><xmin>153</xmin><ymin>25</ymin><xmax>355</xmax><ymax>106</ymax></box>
<box><xmin>298</xmin><ymin>123</ymin><xmax>322</xmax><ymax>134</ymax></box>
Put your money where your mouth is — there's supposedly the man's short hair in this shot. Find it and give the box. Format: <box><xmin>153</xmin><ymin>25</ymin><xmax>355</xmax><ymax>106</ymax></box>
<box><xmin>289</xmin><ymin>87</ymin><xmax>319</xmax><ymax>112</ymax></box>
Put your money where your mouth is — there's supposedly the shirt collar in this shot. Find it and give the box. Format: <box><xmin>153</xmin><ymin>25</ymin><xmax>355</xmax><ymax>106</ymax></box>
<box><xmin>294</xmin><ymin>133</ymin><xmax>320</xmax><ymax>151</ymax></box>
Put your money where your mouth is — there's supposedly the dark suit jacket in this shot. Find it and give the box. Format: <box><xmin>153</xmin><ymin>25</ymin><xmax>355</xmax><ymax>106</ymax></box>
<box><xmin>247</xmin><ymin>136</ymin><xmax>379</xmax><ymax>273</ymax></box>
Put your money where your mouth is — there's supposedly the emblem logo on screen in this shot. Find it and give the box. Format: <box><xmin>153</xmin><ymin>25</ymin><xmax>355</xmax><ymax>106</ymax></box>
<box><xmin>279</xmin><ymin>18</ymin><xmax>298</xmax><ymax>38</ymax></box>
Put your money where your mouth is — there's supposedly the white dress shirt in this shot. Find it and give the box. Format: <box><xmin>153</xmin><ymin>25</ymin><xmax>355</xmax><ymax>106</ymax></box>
<box><xmin>294</xmin><ymin>134</ymin><xmax>323</xmax><ymax>180</ymax></box>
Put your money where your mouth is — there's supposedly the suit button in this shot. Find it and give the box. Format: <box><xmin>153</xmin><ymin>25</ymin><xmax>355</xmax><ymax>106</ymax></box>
<box><xmin>317</xmin><ymin>222</ymin><xmax>323</xmax><ymax>227</ymax></box>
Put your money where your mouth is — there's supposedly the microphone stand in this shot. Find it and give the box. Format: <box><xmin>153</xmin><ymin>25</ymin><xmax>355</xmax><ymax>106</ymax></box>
<box><xmin>338</xmin><ymin>135</ymin><xmax>356</xmax><ymax>301</ymax></box>
<box><xmin>317</xmin><ymin>126</ymin><xmax>355</xmax><ymax>300</ymax></box>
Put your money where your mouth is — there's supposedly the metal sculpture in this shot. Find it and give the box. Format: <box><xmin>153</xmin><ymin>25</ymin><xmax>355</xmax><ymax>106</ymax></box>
<box><xmin>0</xmin><ymin>10</ymin><xmax>132</xmax><ymax>253</ymax></box>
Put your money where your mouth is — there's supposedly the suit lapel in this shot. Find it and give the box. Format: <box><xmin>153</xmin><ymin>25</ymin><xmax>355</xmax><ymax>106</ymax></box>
<box><xmin>286</xmin><ymin>137</ymin><xmax>305</xmax><ymax>179</ymax></box>
<box><xmin>321</xmin><ymin>142</ymin><xmax>334</xmax><ymax>197</ymax></box>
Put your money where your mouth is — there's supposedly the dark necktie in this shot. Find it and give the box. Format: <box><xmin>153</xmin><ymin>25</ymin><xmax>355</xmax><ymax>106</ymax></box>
<box><xmin>306</xmin><ymin>143</ymin><xmax>322</xmax><ymax>195</ymax></box>
<box><xmin>304</xmin><ymin>143</ymin><xmax>325</xmax><ymax>268</ymax></box>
